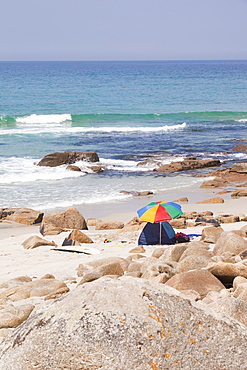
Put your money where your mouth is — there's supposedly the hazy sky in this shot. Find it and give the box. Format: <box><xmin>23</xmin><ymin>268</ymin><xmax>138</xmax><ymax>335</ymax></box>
<box><xmin>1</xmin><ymin>0</ymin><xmax>247</xmax><ymax>61</ymax></box>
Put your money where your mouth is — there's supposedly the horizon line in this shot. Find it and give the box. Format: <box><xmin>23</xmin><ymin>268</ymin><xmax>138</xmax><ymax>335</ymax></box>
<box><xmin>1</xmin><ymin>58</ymin><xmax>247</xmax><ymax>63</ymax></box>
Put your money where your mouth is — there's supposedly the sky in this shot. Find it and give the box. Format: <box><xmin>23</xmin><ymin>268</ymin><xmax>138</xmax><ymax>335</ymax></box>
<box><xmin>1</xmin><ymin>0</ymin><xmax>247</xmax><ymax>61</ymax></box>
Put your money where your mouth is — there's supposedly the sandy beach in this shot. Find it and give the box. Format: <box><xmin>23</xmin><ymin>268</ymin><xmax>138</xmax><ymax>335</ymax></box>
<box><xmin>1</xmin><ymin>184</ymin><xmax>247</xmax><ymax>286</ymax></box>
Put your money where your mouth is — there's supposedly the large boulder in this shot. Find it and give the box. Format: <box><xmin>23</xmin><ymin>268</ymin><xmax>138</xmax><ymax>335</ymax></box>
<box><xmin>37</xmin><ymin>151</ymin><xmax>99</xmax><ymax>167</ymax></box>
<box><xmin>165</xmin><ymin>269</ymin><xmax>225</xmax><ymax>298</ymax></box>
<box><xmin>40</xmin><ymin>207</ymin><xmax>87</xmax><ymax>236</ymax></box>
<box><xmin>213</xmin><ymin>231</ymin><xmax>247</xmax><ymax>256</ymax></box>
<box><xmin>2</xmin><ymin>208</ymin><xmax>43</xmax><ymax>225</ymax></box>
<box><xmin>1</xmin><ymin>278</ymin><xmax>247</xmax><ymax>369</ymax></box>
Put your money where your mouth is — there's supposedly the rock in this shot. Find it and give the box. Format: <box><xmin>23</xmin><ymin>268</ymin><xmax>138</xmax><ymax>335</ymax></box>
<box><xmin>200</xmin><ymin>226</ymin><xmax>224</xmax><ymax>243</ymax></box>
<box><xmin>230</xmin><ymin>144</ymin><xmax>247</xmax><ymax>152</ymax></box>
<box><xmin>2</xmin><ymin>278</ymin><xmax>247</xmax><ymax>369</ymax></box>
<box><xmin>141</xmin><ymin>259</ymin><xmax>176</xmax><ymax>280</ymax></box>
<box><xmin>178</xmin><ymin>242</ymin><xmax>210</xmax><ymax>261</ymax></box>
<box><xmin>40</xmin><ymin>207</ymin><xmax>87</xmax><ymax>236</ymax></box>
<box><xmin>231</xmin><ymin>189</ymin><xmax>247</xmax><ymax>198</ymax></box>
<box><xmin>126</xmin><ymin>261</ymin><xmax>142</xmax><ymax>273</ymax></box>
<box><xmin>39</xmin><ymin>224</ymin><xmax>65</xmax><ymax>236</ymax></box>
<box><xmin>44</xmin><ymin>286</ymin><xmax>70</xmax><ymax>300</ymax></box>
<box><xmin>230</xmin><ymin>161</ymin><xmax>247</xmax><ymax>172</ymax></box>
<box><xmin>0</xmin><ymin>304</ymin><xmax>34</xmax><ymax>329</ymax></box>
<box><xmin>120</xmin><ymin>190</ymin><xmax>153</xmax><ymax>196</ymax></box>
<box><xmin>213</xmin><ymin>231</ymin><xmax>247</xmax><ymax>256</ymax></box>
<box><xmin>77</xmin><ymin>270</ymin><xmax>103</xmax><ymax>285</ymax></box>
<box><xmin>206</xmin><ymin>262</ymin><xmax>247</xmax><ymax>285</ymax></box>
<box><xmin>208</xmin><ymin>297</ymin><xmax>247</xmax><ymax>326</ymax></box>
<box><xmin>21</xmin><ymin>235</ymin><xmax>55</xmax><ymax>249</ymax></box>
<box><xmin>180</xmin><ymin>289</ymin><xmax>201</xmax><ymax>301</ymax></box>
<box><xmin>2</xmin><ymin>208</ymin><xmax>43</xmax><ymax>225</ymax></box>
<box><xmin>200</xmin><ymin>177</ymin><xmax>229</xmax><ymax>188</ymax></box>
<box><xmin>155</xmin><ymin>158</ymin><xmax>221</xmax><ymax>172</ymax></box>
<box><xmin>217</xmin><ymin>215</ymin><xmax>240</xmax><ymax>223</ymax></box>
<box><xmin>119</xmin><ymin>217</ymin><xmax>146</xmax><ymax>232</ymax></box>
<box><xmin>196</xmin><ymin>197</ymin><xmax>224</xmax><ymax>204</ymax></box>
<box><xmin>67</xmin><ymin>229</ymin><xmax>93</xmax><ymax>244</ymax></box>
<box><xmin>177</xmin><ymin>255</ymin><xmax>212</xmax><ymax>273</ymax></box>
<box><xmin>95</xmin><ymin>221</ymin><xmax>124</xmax><ymax>230</ymax></box>
<box><xmin>86</xmin><ymin>218</ymin><xmax>98</xmax><ymax>226</ymax></box>
<box><xmin>151</xmin><ymin>247</ymin><xmax>166</xmax><ymax>258</ymax></box>
<box><xmin>0</xmin><ymin>279</ymin><xmax>68</xmax><ymax>302</ymax></box>
<box><xmin>88</xmin><ymin>257</ymin><xmax>129</xmax><ymax>272</ymax></box>
<box><xmin>160</xmin><ymin>243</ymin><xmax>188</xmax><ymax>262</ymax></box>
<box><xmin>169</xmin><ymin>218</ymin><xmax>187</xmax><ymax>229</ymax></box>
<box><xmin>233</xmin><ymin>276</ymin><xmax>247</xmax><ymax>291</ymax></box>
<box><xmin>66</xmin><ymin>165</ymin><xmax>82</xmax><ymax>171</ymax></box>
<box><xmin>172</xmin><ymin>197</ymin><xmax>188</xmax><ymax>203</ymax></box>
<box><xmin>129</xmin><ymin>246</ymin><xmax>145</xmax><ymax>253</ymax></box>
<box><xmin>0</xmin><ymin>276</ymin><xmax>32</xmax><ymax>289</ymax></box>
<box><xmin>165</xmin><ymin>269</ymin><xmax>225</xmax><ymax>298</ymax></box>
<box><xmin>38</xmin><ymin>151</ymin><xmax>99</xmax><ymax>167</ymax></box>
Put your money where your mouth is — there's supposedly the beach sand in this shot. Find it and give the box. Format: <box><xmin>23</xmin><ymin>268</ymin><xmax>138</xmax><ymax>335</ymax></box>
<box><xmin>0</xmin><ymin>184</ymin><xmax>247</xmax><ymax>286</ymax></box>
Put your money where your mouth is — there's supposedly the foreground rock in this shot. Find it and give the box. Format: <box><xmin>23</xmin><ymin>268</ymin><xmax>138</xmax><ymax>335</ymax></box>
<box><xmin>1</xmin><ymin>278</ymin><xmax>247</xmax><ymax>370</ymax></box>
<box><xmin>37</xmin><ymin>151</ymin><xmax>99</xmax><ymax>167</ymax></box>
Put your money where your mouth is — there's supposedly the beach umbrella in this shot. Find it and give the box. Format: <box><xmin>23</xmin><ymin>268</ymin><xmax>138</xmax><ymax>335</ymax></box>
<box><xmin>137</xmin><ymin>201</ymin><xmax>183</xmax><ymax>244</ymax></box>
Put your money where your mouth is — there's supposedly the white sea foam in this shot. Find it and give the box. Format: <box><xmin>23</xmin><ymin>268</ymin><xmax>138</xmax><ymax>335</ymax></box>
<box><xmin>16</xmin><ymin>114</ymin><xmax>72</xmax><ymax>124</ymax></box>
<box><xmin>0</xmin><ymin>157</ymin><xmax>84</xmax><ymax>184</ymax></box>
<box><xmin>0</xmin><ymin>122</ymin><xmax>187</xmax><ymax>136</ymax></box>
<box><xmin>235</xmin><ymin>119</ymin><xmax>247</xmax><ymax>123</ymax></box>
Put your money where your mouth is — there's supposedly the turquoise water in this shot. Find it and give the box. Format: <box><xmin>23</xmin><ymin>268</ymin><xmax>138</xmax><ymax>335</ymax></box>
<box><xmin>1</xmin><ymin>61</ymin><xmax>247</xmax><ymax>212</ymax></box>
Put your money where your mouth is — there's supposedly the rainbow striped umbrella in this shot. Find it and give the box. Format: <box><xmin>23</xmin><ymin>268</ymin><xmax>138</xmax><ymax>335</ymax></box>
<box><xmin>137</xmin><ymin>201</ymin><xmax>183</xmax><ymax>223</ymax></box>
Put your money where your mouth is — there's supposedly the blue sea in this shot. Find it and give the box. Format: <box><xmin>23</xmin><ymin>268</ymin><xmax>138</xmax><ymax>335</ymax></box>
<box><xmin>1</xmin><ymin>60</ymin><xmax>247</xmax><ymax>215</ymax></box>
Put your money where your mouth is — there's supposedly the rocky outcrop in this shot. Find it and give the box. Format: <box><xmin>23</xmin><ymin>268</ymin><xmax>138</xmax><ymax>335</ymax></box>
<box><xmin>155</xmin><ymin>158</ymin><xmax>221</xmax><ymax>172</ymax></box>
<box><xmin>1</xmin><ymin>278</ymin><xmax>247</xmax><ymax>370</ymax></box>
<box><xmin>1</xmin><ymin>208</ymin><xmax>43</xmax><ymax>225</ymax></box>
<box><xmin>40</xmin><ymin>207</ymin><xmax>87</xmax><ymax>236</ymax></box>
<box><xmin>37</xmin><ymin>151</ymin><xmax>99</xmax><ymax>167</ymax></box>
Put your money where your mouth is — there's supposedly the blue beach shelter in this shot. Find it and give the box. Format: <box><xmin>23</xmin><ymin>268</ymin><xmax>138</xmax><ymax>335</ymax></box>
<box><xmin>138</xmin><ymin>221</ymin><xmax>176</xmax><ymax>246</ymax></box>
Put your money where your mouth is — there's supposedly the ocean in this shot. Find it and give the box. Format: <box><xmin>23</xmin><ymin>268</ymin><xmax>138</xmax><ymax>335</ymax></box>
<box><xmin>1</xmin><ymin>60</ymin><xmax>247</xmax><ymax>216</ymax></box>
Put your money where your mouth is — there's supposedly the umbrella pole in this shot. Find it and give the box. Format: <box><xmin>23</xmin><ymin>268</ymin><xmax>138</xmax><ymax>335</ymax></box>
<box><xmin>160</xmin><ymin>222</ymin><xmax>161</xmax><ymax>245</ymax></box>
